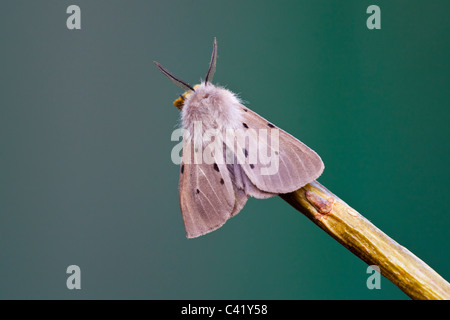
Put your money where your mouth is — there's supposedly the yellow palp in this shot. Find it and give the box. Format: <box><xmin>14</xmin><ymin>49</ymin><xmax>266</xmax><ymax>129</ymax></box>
<box><xmin>173</xmin><ymin>84</ymin><xmax>200</xmax><ymax>110</ymax></box>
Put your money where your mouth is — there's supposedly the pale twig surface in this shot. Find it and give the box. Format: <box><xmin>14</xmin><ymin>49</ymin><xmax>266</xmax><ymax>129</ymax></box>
<box><xmin>280</xmin><ymin>180</ymin><xmax>450</xmax><ymax>300</ymax></box>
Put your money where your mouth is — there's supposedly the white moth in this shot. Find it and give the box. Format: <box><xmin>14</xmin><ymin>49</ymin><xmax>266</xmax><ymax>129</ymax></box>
<box><xmin>155</xmin><ymin>38</ymin><xmax>324</xmax><ymax>238</ymax></box>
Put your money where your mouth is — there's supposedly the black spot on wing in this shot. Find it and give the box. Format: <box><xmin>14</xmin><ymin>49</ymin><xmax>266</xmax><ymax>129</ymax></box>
<box><xmin>181</xmin><ymin>164</ymin><xmax>184</xmax><ymax>174</ymax></box>
<box><xmin>220</xmin><ymin>178</ymin><xmax>224</xmax><ymax>185</ymax></box>
<box><xmin>243</xmin><ymin>123</ymin><xmax>249</xmax><ymax>128</ymax></box>
<box><xmin>243</xmin><ymin>148</ymin><xmax>248</xmax><ymax>158</ymax></box>
<box><xmin>213</xmin><ymin>163</ymin><xmax>220</xmax><ymax>172</ymax></box>
<box><xmin>196</xmin><ymin>189</ymin><xmax>200</xmax><ymax>194</ymax></box>
<box><xmin>250</xmin><ymin>164</ymin><xmax>255</xmax><ymax>169</ymax></box>
<box><xmin>268</xmin><ymin>123</ymin><xmax>275</xmax><ymax>128</ymax></box>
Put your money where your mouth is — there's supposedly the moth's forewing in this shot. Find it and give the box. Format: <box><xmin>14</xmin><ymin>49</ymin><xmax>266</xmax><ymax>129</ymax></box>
<box><xmin>233</xmin><ymin>106</ymin><xmax>324</xmax><ymax>194</ymax></box>
<box><xmin>179</xmin><ymin>137</ymin><xmax>235</xmax><ymax>238</ymax></box>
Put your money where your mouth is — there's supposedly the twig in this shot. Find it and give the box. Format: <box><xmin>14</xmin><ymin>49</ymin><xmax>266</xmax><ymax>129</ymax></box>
<box><xmin>280</xmin><ymin>180</ymin><xmax>450</xmax><ymax>300</ymax></box>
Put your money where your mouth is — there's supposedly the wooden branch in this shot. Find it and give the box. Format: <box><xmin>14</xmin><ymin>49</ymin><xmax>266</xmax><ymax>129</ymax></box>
<box><xmin>280</xmin><ymin>180</ymin><xmax>450</xmax><ymax>300</ymax></box>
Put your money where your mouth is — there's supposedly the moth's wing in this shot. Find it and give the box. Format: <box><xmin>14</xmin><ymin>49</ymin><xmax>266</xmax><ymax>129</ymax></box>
<box><xmin>179</xmin><ymin>140</ymin><xmax>236</xmax><ymax>238</ymax></box>
<box><xmin>225</xmin><ymin>158</ymin><xmax>275</xmax><ymax>218</ymax></box>
<box><xmin>228</xmin><ymin>160</ymin><xmax>276</xmax><ymax>200</ymax></box>
<box><xmin>230</xmin><ymin>184</ymin><xmax>249</xmax><ymax>217</ymax></box>
<box><xmin>234</xmin><ymin>105</ymin><xmax>324</xmax><ymax>194</ymax></box>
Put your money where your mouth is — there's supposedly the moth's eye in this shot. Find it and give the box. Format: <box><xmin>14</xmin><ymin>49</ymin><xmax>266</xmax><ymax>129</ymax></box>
<box><xmin>172</xmin><ymin>84</ymin><xmax>201</xmax><ymax>110</ymax></box>
<box><xmin>173</xmin><ymin>94</ymin><xmax>185</xmax><ymax>110</ymax></box>
<box><xmin>173</xmin><ymin>91</ymin><xmax>190</xmax><ymax>110</ymax></box>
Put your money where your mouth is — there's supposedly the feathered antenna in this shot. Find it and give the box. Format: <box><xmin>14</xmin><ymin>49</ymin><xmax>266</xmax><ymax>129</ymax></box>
<box><xmin>205</xmin><ymin>38</ymin><xmax>217</xmax><ymax>85</ymax></box>
<box><xmin>153</xmin><ymin>61</ymin><xmax>195</xmax><ymax>92</ymax></box>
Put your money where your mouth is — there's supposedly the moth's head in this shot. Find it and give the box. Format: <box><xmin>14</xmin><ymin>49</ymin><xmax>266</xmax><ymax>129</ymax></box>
<box><xmin>173</xmin><ymin>85</ymin><xmax>200</xmax><ymax>110</ymax></box>
<box><xmin>154</xmin><ymin>38</ymin><xmax>218</xmax><ymax>111</ymax></box>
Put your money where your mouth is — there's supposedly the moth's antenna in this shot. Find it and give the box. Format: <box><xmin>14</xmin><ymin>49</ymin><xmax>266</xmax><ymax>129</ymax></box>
<box><xmin>205</xmin><ymin>37</ymin><xmax>217</xmax><ymax>85</ymax></box>
<box><xmin>154</xmin><ymin>61</ymin><xmax>195</xmax><ymax>92</ymax></box>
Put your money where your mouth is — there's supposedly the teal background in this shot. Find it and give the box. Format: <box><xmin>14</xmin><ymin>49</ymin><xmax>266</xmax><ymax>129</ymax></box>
<box><xmin>1</xmin><ymin>1</ymin><xmax>449</xmax><ymax>299</ymax></box>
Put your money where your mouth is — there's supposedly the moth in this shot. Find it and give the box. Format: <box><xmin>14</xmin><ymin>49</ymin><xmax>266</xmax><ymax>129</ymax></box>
<box><xmin>155</xmin><ymin>38</ymin><xmax>324</xmax><ymax>238</ymax></box>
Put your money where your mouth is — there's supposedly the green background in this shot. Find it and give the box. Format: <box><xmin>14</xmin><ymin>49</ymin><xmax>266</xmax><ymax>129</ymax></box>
<box><xmin>1</xmin><ymin>1</ymin><xmax>449</xmax><ymax>299</ymax></box>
